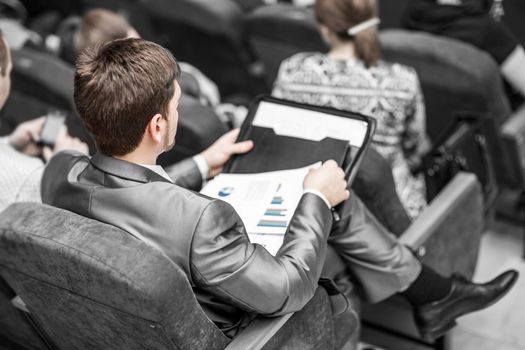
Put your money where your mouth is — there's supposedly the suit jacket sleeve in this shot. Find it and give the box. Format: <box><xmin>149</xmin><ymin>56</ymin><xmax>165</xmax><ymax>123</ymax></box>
<box><xmin>190</xmin><ymin>192</ymin><xmax>333</xmax><ymax>315</ymax></box>
<box><xmin>165</xmin><ymin>158</ymin><xmax>203</xmax><ymax>191</ymax></box>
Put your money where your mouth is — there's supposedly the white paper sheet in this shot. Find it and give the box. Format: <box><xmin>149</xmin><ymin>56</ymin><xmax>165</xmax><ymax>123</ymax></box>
<box><xmin>200</xmin><ymin>163</ymin><xmax>321</xmax><ymax>255</ymax></box>
<box><xmin>253</xmin><ymin>101</ymin><xmax>369</xmax><ymax>147</ymax></box>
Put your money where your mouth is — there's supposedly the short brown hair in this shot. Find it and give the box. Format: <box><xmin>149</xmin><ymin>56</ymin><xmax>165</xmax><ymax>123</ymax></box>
<box><xmin>315</xmin><ymin>0</ymin><xmax>381</xmax><ymax>67</ymax></box>
<box><xmin>76</xmin><ymin>9</ymin><xmax>133</xmax><ymax>54</ymax></box>
<box><xmin>0</xmin><ymin>31</ymin><xmax>10</xmax><ymax>76</ymax></box>
<box><xmin>74</xmin><ymin>38</ymin><xmax>180</xmax><ymax>156</ymax></box>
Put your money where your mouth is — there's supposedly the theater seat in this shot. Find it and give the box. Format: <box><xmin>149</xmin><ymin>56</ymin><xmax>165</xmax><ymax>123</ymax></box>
<box><xmin>10</xmin><ymin>48</ymin><xmax>75</xmax><ymax>112</ymax></box>
<box><xmin>377</xmin><ymin>0</ymin><xmax>410</xmax><ymax>29</ymax></box>
<box><xmin>138</xmin><ymin>0</ymin><xmax>266</xmax><ymax>99</ymax></box>
<box><xmin>361</xmin><ymin>172</ymin><xmax>483</xmax><ymax>349</ymax></box>
<box><xmin>379</xmin><ymin>29</ymin><xmax>513</xmax><ymax>178</ymax></box>
<box><xmin>0</xmin><ymin>203</ymin><xmax>360</xmax><ymax>350</ymax></box>
<box><xmin>246</xmin><ymin>3</ymin><xmax>327</xmax><ymax>88</ymax></box>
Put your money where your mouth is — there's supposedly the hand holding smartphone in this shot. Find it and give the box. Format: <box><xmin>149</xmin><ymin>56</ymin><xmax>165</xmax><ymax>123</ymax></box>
<box><xmin>38</xmin><ymin>111</ymin><xmax>66</xmax><ymax>148</ymax></box>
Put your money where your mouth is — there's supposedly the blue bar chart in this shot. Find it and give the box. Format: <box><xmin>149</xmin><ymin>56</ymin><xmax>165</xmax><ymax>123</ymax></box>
<box><xmin>258</xmin><ymin>187</ymin><xmax>289</xmax><ymax>229</ymax></box>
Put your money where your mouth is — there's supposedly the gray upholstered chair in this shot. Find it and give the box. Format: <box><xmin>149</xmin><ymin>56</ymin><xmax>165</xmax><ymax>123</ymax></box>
<box><xmin>360</xmin><ymin>172</ymin><xmax>484</xmax><ymax>350</ymax></box>
<box><xmin>0</xmin><ymin>202</ymin><xmax>359</xmax><ymax>350</ymax></box>
<box><xmin>137</xmin><ymin>0</ymin><xmax>266</xmax><ymax>99</ymax></box>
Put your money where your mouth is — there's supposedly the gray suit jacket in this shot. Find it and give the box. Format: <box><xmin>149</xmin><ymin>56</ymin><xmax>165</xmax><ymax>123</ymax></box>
<box><xmin>41</xmin><ymin>151</ymin><xmax>333</xmax><ymax>333</ymax></box>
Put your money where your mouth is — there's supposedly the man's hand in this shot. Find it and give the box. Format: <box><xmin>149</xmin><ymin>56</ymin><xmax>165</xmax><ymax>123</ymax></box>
<box><xmin>200</xmin><ymin>128</ymin><xmax>254</xmax><ymax>178</ymax></box>
<box><xmin>304</xmin><ymin>160</ymin><xmax>350</xmax><ymax>207</ymax></box>
<box><xmin>8</xmin><ymin>117</ymin><xmax>46</xmax><ymax>156</ymax></box>
<box><xmin>42</xmin><ymin>126</ymin><xmax>89</xmax><ymax>162</ymax></box>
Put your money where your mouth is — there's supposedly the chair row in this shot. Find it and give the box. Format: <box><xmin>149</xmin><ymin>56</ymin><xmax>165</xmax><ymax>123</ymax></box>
<box><xmin>8</xmin><ymin>1</ymin><xmax>525</xmax><ymax>214</ymax></box>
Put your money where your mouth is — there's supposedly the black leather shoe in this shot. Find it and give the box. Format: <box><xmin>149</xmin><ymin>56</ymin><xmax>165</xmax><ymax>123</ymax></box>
<box><xmin>414</xmin><ymin>269</ymin><xmax>518</xmax><ymax>342</ymax></box>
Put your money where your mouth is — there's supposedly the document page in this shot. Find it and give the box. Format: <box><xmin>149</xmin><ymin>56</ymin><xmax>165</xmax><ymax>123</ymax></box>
<box><xmin>200</xmin><ymin>163</ymin><xmax>320</xmax><ymax>255</ymax></box>
<box><xmin>253</xmin><ymin>101</ymin><xmax>369</xmax><ymax>147</ymax></box>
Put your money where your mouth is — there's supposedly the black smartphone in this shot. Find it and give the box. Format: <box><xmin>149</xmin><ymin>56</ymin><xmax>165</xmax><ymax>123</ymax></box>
<box><xmin>38</xmin><ymin>111</ymin><xmax>66</xmax><ymax>148</ymax></box>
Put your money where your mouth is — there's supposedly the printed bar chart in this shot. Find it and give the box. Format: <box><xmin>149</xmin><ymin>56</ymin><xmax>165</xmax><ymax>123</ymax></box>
<box><xmin>271</xmin><ymin>196</ymin><xmax>284</xmax><ymax>205</ymax></box>
<box><xmin>258</xmin><ymin>190</ymin><xmax>289</xmax><ymax>228</ymax></box>
<box><xmin>257</xmin><ymin>219</ymin><xmax>288</xmax><ymax>228</ymax></box>
<box><xmin>264</xmin><ymin>208</ymin><xmax>287</xmax><ymax>216</ymax></box>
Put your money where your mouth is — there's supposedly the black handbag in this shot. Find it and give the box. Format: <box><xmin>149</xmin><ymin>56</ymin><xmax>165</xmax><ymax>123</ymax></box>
<box><xmin>422</xmin><ymin>112</ymin><xmax>497</xmax><ymax>204</ymax></box>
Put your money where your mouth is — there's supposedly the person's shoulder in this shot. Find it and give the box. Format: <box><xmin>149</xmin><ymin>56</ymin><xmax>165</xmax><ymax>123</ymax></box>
<box><xmin>49</xmin><ymin>149</ymin><xmax>88</xmax><ymax>161</ymax></box>
<box><xmin>376</xmin><ymin>60</ymin><xmax>420</xmax><ymax>91</ymax></box>
<box><xmin>194</xmin><ymin>191</ymin><xmax>238</xmax><ymax>216</ymax></box>
<box><xmin>379</xmin><ymin>60</ymin><xmax>419</xmax><ymax>80</ymax></box>
<box><xmin>149</xmin><ymin>185</ymin><xmax>242</xmax><ymax>229</ymax></box>
<box><xmin>145</xmin><ymin>182</ymin><xmax>235</xmax><ymax>215</ymax></box>
<box><xmin>281</xmin><ymin>52</ymin><xmax>327</xmax><ymax>68</ymax></box>
<box><xmin>46</xmin><ymin>150</ymin><xmax>89</xmax><ymax>171</ymax></box>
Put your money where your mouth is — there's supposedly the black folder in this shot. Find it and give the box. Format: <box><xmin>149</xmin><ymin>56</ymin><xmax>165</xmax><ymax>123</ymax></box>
<box><xmin>224</xmin><ymin>95</ymin><xmax>376</xmax><ymax>186</ymax></box>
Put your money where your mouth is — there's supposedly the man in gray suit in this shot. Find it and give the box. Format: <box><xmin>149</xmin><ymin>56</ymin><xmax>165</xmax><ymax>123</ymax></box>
<box><xmin>42</xmin><ymin>38</ymin><xmax>517</xmax><ymax>341</ymax></box>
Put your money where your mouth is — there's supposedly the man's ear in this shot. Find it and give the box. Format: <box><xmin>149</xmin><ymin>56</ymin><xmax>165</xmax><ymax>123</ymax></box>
<box><xmin>146</xmin><ymin>113</ymin><xmax>164</xmax><ymax>144</ymax></box>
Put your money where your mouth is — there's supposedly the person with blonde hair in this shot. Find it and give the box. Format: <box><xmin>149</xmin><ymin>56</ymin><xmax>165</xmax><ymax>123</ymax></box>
<box><xmin>273</xmin><ymin>0</ymin><xmax>430</xmax><ymax>219</ymax></box>
<box><xmin>74</xmin><ymin>8</ymin><xmax>140</xmax><ymax>53</ymax></box>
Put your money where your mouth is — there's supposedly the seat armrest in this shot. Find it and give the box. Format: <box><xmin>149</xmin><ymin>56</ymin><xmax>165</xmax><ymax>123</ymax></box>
<box><xmin>227</xmin><ymin>286</ymin><xmax>359</xmax><ymax>350</ymax></box>
<box><xmin>500</xmin><ymin>103</ymin><xmax>525</xmax><ymax>188</ymax></box>
<box><xmin>225</xmin><ymin>314</ymin><xmax>293</xmax><ymax>350</ymax></box>
<box><xmin>400</xmin><ymin>171</ymin><xmax>483</xmax><ymax>277</ymax></box>
<box><xmin>400</xmin><ymin>172</ymin><xmax>481</xmax><ymax>248</ymax></box>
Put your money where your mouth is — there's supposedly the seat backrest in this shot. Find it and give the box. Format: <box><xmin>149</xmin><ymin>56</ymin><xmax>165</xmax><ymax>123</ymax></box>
<box><xmin>380</xmin><ymin>29</ymin><xmax>512</xmax><ymax>136</ymax></box>
<box><xmin>0</xmin><ymin>203</ymin><xmax>230</xmax><ymax>350</ymax></box>
<box><xmin>377</xmin><ymin>0</ymin><xmax>410</xmax><ymax>29</ymax></box>
<box><xmin>11</xmin><ymin>47</ymin><xmax>75</xmax><ymax>111</ymax></box>
<box><xmin>247</xmin><ymin>3</ymin><xmax>327</xmax><ymax>88</ymax></box>
<box><xmin>20</xmin><ymin>0</ymin><xmax>81</xmax><ymax>17</ymax></box>
<box><xmin>138</xmin><ymin>0</ymin><xmax>266</xmax><ymax>98</ymax></box>
<box><xmin>380</xmin><ymin>29</ymin><xmax>515</xmax><ymax>186</ymax></box>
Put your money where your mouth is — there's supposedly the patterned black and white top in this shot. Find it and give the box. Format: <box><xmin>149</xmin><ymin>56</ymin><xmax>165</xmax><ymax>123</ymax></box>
<box><xmin>272</xmin><ymin>52</ymin><xmax>430</xmax><ymax>218</ymax></box>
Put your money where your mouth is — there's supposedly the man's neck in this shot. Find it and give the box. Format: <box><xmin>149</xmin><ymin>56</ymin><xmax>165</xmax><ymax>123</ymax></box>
<box><xmin>114</xmin><ymin>148</ymin><xmax>158</xmax><ymax>165</ymax></box>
